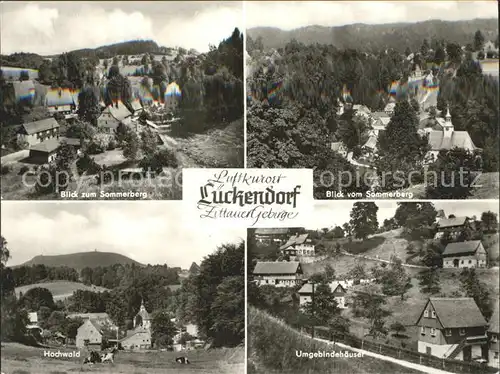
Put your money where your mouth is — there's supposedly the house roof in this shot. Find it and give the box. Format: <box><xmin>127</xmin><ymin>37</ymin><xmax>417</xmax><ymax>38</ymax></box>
<box><xmin>88</xmin><ymin>320</ymin><xmax>103</xmax><ymax>333</ymax></box>
<box><xmin>363</xmin><ymin>135</ymin><xmax>378</xmax><ymax>150</ymax></box>
<box><xmin>68</xmin><ymin>312</ymin><xmax>110</xmax><ymax>320</ymax></box>
<box><xmin>131</xmin><ymin>100</ymin><xmax>143</xmax><ymax>112</ymax></box>
<box><xmin>298</xmin><ymin>281</ymin><xmax>346</xmax><ymax>294</ymax></box>
<box><xmin>101</xmin><ymin>102</ymin><xmax>132</xmax><ymax>122</ymax></box>
<box><xmin>12</xmin><ymin>80</ymin><xmax>36</xmax><ymax>101</ymax></box>
<box><xmin>442</xmin><ymin>240</ymin><xmax>482</xmax><ymax>257</ymax></box>
<box><xmin>489</xmin><ymin>304</ymin><xmax>499</xmax><ymax>334</ymax></box>
<box><xmin>426</xmin><ymin>298</ymin><xmax>487</xmax><ymax>328</ymax></box>
<box><xmin>253</xmin><ymin>261</ymin><xmax>301</xmax><ymax>275</ymax></box>
<box><xmin>331</xmin><ymin>142</ymin><xmax>345</xmax><ymax>152</ymax></box>
<box><xmin>29</xmin><ymin>138</ymin><xmax>61</xmax><ymax>153</ymax></box>
<box><xmin>255</xmin><ymin>228</ymin><xmax>289</xmax><ymax>235</ymax></box>
<box><xmin>280</xmin><ymin>234</ymin><xmax>310</xmax><ymax>250</ymax></box>
<box><xmin>428</xmin><ymin>130</ymin><xmax>479</xmax><ymax>152</ymax></box>
<box><xmin>437</xmin><ymin>216</ymin><xmax>468</xmax><ymax>228</ymax></box>
<box><xmin>22</xmin><ymin>117</ymin><xmax>60</xmax><ymax>135</ymax></box>
<box><xmin>136</xmin><ymin>301</ymin><xmax>151</xmax><ymax>321</ymax></box>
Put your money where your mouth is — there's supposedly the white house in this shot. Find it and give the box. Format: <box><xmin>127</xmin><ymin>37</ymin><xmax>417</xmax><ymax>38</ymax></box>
<box><xmin>442</xmin><ymin>240</ymin><xmax>488</xmax><ymax>269</ymax></box>
<box><xmin>253</xmin><ymin>261</ymin><xmax>303</xmax><ymax>287</ymax></box>
<box><xmin>280</xmin><ymin>234</ymin><xmax>315</xmax><ymax>261</ymax></box>
<box><xmin>488</xmin><ymin>304</ymin><xmax>499</xmax><ymax>368</ymax></box>
<box><xmin>298</xmin><ymin>281</ymin><xmax>347</xmax><ymax>309</ymax></box>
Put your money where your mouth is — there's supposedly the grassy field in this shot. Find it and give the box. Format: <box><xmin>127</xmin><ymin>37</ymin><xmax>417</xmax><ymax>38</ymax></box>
<box><xmin>15</xmin><ymin>281</ymin><xmax>109</xmax><ymax>301</ymax></box>
<box><xmin>247</xmin><ymin>307</ymin><xmax>424</xmax><ymax>374</ymax></box>
<box><xmin>0</xmin><ymin>342</ymin><xmax>244</xmax><ymax>374</ymax></box>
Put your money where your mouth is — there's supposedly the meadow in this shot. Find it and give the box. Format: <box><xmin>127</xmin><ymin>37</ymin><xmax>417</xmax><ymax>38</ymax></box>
<box><xmin>15</xmin><ymin>281</ymin><xmax>109</xmax><ymax>301</ymax></box>
<box><xmin>0</xmin><ymin>343</ymin><xmax>244</xmax><ymax>374</ymax></box>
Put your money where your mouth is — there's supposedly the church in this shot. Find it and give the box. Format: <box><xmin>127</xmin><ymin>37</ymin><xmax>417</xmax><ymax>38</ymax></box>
<box><xmin>120</xmin><ymin>300</ymin><xmax>152</xmax><ymax>350</ymax></box>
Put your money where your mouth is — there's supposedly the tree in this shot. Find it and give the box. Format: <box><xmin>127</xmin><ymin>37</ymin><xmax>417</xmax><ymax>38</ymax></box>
<box><xmin>19</xmin><ymin>287</ymin><xmax>55</xmax><ymax>311</ymax></box>
<box><xmin>380</xmin><ymin>256</ymin><xmax>412</xmax><ymax>300</ymax></box>
<box><xmin>420</xmin><ymin>39</ymin><xmax>430</xmax><ymax>56</ymax></box>
<box><xmin>342</xmin><ymin>223</ymin><xmax>352</xmax><ymax>237</ymax></box>
<box><xmin>351</xmin><ymin>292</ymin><xmax>391</xmax><ymax>338</ymax></box>
<box><xmin>337</xmin><ymin>113</ymin><xmax>368</xmax><ymax>150</ymax></box>
<box><xmin>481</xmin><ymin>211</ymin><xmax>498</xmax><ymax>233</ymax></box>
<box><xmin>122</xmin><ymin>129</ymin><xmax>140</xmax><ymax>161</ymax></box>
<box><xmin>77</xmin><ymin>88</ymin><xmax>100</xmax><ymax>125</ymax></box>
<box><xmin>459</xmin><ymin>268</ymin><xmax>493</xmax><ymax>319</ymax></box>
<box><xmin>328</xmin><ymin>314</ymin><xmax>350</xmax><ymax>343</ymax></box>
<box><xmin>324</xmin><ymin>264</ymin><xmax>336</xmax><ymax>282</ymax></box>
<box><xmin>349</xmin><ymin>202</ymin><xmax>379</xmax><ymax>240</ymax></box>
<box><xmin>151</xmin><ymin>310</ymin><xmax>177</xmax><ymax>347</ymax></box>
<box><xmin>474</xmin><ymin>30</ymin><xmax>485</xmax><ymax>51</ymax></box>
<box><xmin>410</xmin><ymin>98</ymin><xmax>419</xmax><ymax>114</ymax></box>
<box><xmin>418</xmin><ymin>268</ymin><xmax>441</xmax><ymax>294</ymax></box>
<box><xmin>434</xmin><ymin>47</ymin><xmax>446</xmax><ymax>65</ymax></box>
<box><xmin>66</xmin><ymin>120</ymin><xmax>97</xmax><ymax>140</ymax></box>
<box><xmin>446</xmin><ymin>43</ymin><xmax>462</xmax><ymax>64</ymax></box>
<box><xmin>347</xmin><ymin>263</ymin><xmax>366</xmax><ymax>282</ymax></box>
<box><xmin>394</xmin><ymin>202</ymin><xmax>437</xmax><ymax>232</ymax></box>
<box><xmin>302</xmin><ymin>282</ymin><xmax>339</xmax><ymax>327</ymax></box>
<box><xmin>332</xmin><ymin>226</ymin><xmax>344</xmax><ymax>238</ymax></box>
<box><xmin>390</xmin><ymin>322</ymin><xmax>406</xmax><ymax>337</ymax></box>
<box><xmin>140</xmin><ymin>128</ymin><xmax>158</xmax><ymax>158</ymax></box>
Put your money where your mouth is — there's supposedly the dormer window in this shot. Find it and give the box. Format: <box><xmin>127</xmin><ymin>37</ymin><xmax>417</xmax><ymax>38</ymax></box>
<box><xmin>459</xmin><ymin>328</ymin><xmax>466</xmax><ymax>336</ymax></box>
<box><xmin>424</xmin><ymin>310</ymin><xmax>429</xmax><ymax>317</ymax></box>
<box><xmin>431</xmin><ymin>311</ymin><xmax>436</xmax><ymax>318</ymax></box>
<box><xmin>421</xmin><ymin>326</ymin><xmax>426</xmax><ymax>335</ymax></box>
<box><xmin>445</xmin><ymin>329</ymin><xmax>452</xmax><ymax>336</ymax></box>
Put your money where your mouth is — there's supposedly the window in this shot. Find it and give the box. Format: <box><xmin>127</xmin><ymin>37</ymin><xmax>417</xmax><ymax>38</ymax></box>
<box><xmin>492</xmin><ymin>334</ymin><xmax>498</xmax><ymax>343</ymax></box>
<box><xmin>445</xmin><ymin>329</ymin><xmax>452</xmax><ymax>336</ymax></box>
<box><xmin>424</xmin><ymin>310</ymin><xmax>429</xmax><ymax>317</ymax></box>
<box><xmin>430</xmin><ymin>328</ymin><xmax>436</xmax><ymax>337</ymax></box>
<box><xmin>431</xmin><ymin>311</ymin><xmax>436</xmax><ymax>318</ymax></box>
<box><xmin>495</xmin><ymin>352</ymin><xmax>499</xmax><ymax>359</ymax></box>
<box><xmin>421</xmin><ymin>327</ymin><xmax>425</xmax><ymax>335</ymax></box>
<box><xmin>469</xmin><ymin>260</ymin><xmax>472</xmax><ymax>264</ymax></box>
<box><xmin>459</xmin><ymin>328</ymin><xmax>466</xmax><ymax>336</ymax></box>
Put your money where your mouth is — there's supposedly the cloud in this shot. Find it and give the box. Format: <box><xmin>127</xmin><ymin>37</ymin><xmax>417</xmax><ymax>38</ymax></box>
<box><xmin>1</xmin><ymin>2</ymin><xmax>242</xmax><ymax>55</ymax></box>
<box><xmin>246</xmin><ymin>1</ymin><xmax>498</xmax><ymax>30</ymax></box>
<box><xmin>1</xmin><ymin>202</ymin><xmax>244</xmax><ymax>268</ymax></box>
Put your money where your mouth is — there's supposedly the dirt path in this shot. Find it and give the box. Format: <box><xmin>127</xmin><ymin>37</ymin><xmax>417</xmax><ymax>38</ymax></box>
<box><xmin>314</xmin><ymin>337</ymin><xmax>457</xmax><ymax>374</ymax></box>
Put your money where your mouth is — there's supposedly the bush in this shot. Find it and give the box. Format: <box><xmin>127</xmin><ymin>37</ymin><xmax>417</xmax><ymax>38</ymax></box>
<box><xmin>19</xmin><ymin>165</ymin><xmax>30</xmax><ymax>175</ymax></box>
<box><xmin>1</xmin><ymin>164</ymin><xmax>12</xmax><ymax>175</ymax></box>
<box><xmin>477</xmin><ymin>51</ymin><xmax>485</xmax><ymax>60</ymax></box>
<box><xmin>76</xmin><ymin>153</ymin><xmax>102</xmax><ymax>175</ymax></box>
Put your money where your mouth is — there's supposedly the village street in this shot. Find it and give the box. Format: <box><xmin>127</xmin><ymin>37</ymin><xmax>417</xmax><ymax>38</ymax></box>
<box><xmin>314</xmin><ymin>337</ymin><xmax>458</xmax><ymax>374</ymax></box>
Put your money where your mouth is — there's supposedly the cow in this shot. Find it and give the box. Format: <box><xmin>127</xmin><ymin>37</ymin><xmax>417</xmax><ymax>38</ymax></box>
<box><xmin>83</xmin><ymin>350</ymin><xmax>102</xmax><ymax>364</ymax></box>
<box><xmin>101</xmin><ymin>347</ymin><xmax>118</xmax><ymax>363</ymax></box>
<box><xmin>175</xmin><ymin>356</ymin><xmax>190</xmax><ymax>364</ymax></box>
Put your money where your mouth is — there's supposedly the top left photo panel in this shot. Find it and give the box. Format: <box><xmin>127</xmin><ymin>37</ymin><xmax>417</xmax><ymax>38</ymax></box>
<box><xmin>0</xmin><ymin>1</ymin><xmax>244</xmax><ymax>200</ymax></box>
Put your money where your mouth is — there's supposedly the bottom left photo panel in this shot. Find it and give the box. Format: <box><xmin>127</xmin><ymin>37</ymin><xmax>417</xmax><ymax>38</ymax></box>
<box><xmin>0</xmin><ymin>202</ymin><xmax>245</xmax><ymax>374</ymax></box>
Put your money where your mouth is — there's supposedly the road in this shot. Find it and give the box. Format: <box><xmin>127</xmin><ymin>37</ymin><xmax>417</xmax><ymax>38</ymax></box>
<box><xmin>314</xmin><ymin>337</ymin><xmax>457</xmax><ymax>374</ymax></box>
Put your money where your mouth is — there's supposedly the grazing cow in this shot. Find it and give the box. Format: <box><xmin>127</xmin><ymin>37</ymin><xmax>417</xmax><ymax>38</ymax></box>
<box><xmin>101</xmin><ymin>347</ymin><xmax>118</xmax><ymax>363</ymax></box>
<box><xmin>175</xmin><ymin>356</ymin><xmax>190</xmax><ymax>364</ymax></box>
<box><xmin>83</xmin><ymin>350</ymin><xmax>102</xmax><ymax>364</ymax></box>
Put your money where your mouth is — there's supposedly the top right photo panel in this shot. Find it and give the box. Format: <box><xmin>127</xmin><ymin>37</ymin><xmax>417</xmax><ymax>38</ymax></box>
<box><xmin>246</xmin><ymin>1</ymin><xmax>499</xmax><ymax>200</ymax></box>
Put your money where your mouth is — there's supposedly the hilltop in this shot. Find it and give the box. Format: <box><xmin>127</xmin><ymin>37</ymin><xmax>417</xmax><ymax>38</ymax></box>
<box><xmin>16</xmin><ymin>251</ymin><xmax>143</xmax><ymax>271</ymax></box>
<box><xmin>248</xmin><ymin>18</ymin><xmax>498</xmax><ymax>52</ymax></box>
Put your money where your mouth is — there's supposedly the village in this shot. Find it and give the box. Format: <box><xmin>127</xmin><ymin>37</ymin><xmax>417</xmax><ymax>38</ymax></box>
<box><xmin>248</xmin><ymin>201</ymin><xmax>500</xmax><ymax>373</ymax></box>
<box><xmin>1</xmin><ymin>29</ymin><xmax>244</xmax><ymax>200</ymax></box>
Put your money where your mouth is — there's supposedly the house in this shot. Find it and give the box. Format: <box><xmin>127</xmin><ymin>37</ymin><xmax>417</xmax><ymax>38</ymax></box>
<box><xmin>298</xmin><ymin>281</ymin><xmax>347</xmax><ymax>309</ymax></box>
<box><xmin>483</xmin><ymin>40</ymin><xmax>498</xmax><ymax>53</ymax></box>
<box><xmin>488</xmin><ymin>304</ymin><xmax>499</xmax><ymax>368</ymax></box>
<box><xmin>45</xmin><ymin>88</ymin><xmax>77</xmax><ymax>114</ymax></box>
<box><xmin>362</xmin><ymin>134</ymin><xmax>378</xmax><ymax>153</ymax></box>
<box><xmin>165</xmin><ymin>82</ymin><xmax>181</xmax><ymax>112</ymax></box>
<box><xmin>280</xmin><ymin>234</ymin><xmax>315</xmax><ymax>260</ymax></box>
<box><xmin>434</xmin><ymin>216</ymin><xmax>469</xmax><ymax>240</ymax></box>
<box><xmin>76</xmin><ymin>319</ymin><xmax>103</xmax><ymax>348</ymax></box>
<box><xmin>67</xmin><ymin>312</ymin><xmax>116</xmax><ymax>329</ymax></box>
<box><xmin>254</xmin><ymin>228</ymin><xmax>291</xmax><ymax>245</ymax></box>
<box><xmin>442</xmin><ymin>240</ymin><xmax>487</xmax><ymax>269</ymax></box>
<box><xmin>97</xmin><ymin>102</ymin><xmax>133</xmax><ymax>134</ymax></box>
<box><xmin>253</xmin><ymin>261</ymin><xmax>303</xmax><ymax>287</ymax></box>
<box><xmin>29</xmin><ymin>138</ymin><xmax>61</xmax><ymax>163</ymax></box>
<box><xmin>426</xmin><ymin>108</ymin><xmax>480</xmax><ymax>162</ymax></box>
<box><xmin>130</xmin><ymin>100</ymin><xmax>143</xmax><ymax>116</ymax></box>
<box><xmin>416</xmin><ymin>297</ymin><xmax>488</xmax><ymax>361</ymax></box>
<box><xmin>371</xmin><ymin>111</ymin><xmax>391</xmax><ymax>129</ymax></box>
<box><xmin>17</xmin><ymin>117</ymin><xmax>60</xmax><ymax>147</ymax></box>
<box><xmin>384</xmin><ymin>101</ymin><xmax>396</xmax><ymax>116</ymax></box>
<box><xmin>120</xmin><ymin>328</ymin><xmax>151</xmax><ymax>350</ymax></box>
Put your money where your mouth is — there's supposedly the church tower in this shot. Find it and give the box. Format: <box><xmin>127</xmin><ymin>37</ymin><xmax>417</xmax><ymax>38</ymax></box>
<box><xmin>133</xmin><ymin>299</ymin><xmax>151</xmax><ymax>330</ymax></box>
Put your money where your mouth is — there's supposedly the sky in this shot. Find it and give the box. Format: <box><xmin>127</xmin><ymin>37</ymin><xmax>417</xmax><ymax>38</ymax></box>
<box><xmin>307</xmin><ymin>201</ymin><xmax>500</xmax><ymax>230</ymax></box>
<box><xmin>1</xmin><ymin>202</ymin><xmax>244</xmax><ymax>268</ymax></box>
<box><xmin>246</xmin><ymin>1</ymin><xmax>498</xmax><ymax>30</ymax></box>
<box><xmin>1</xmin><ymin>1</ymin><xmax>243</xmax><ymax>55</ymax></box>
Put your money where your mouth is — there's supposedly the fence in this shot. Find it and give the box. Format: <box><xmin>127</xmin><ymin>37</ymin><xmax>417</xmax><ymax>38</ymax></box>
<box><xmin>311</xmin><ymin>327</ymin><xmax>497</xmax><ymax>374</ymax></box>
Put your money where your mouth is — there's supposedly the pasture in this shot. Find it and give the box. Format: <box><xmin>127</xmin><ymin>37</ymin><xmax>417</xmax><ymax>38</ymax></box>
<box><xmin>0</xmin><ymin>343</ymin><xmax>244</xmax><ymax>374</ymax></box>
<box><xmin>15</xmin><ymin>281</ymin><xmax>109</xmax><ymax>301</ymax></box>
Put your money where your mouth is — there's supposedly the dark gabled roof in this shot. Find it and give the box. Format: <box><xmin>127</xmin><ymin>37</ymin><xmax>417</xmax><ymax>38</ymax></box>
<box><xmin>442</xmin><ymin>240</ymin><xmax>483</xmax><ymax>257</ymax></box>
<box><xmin>489</xmin><ymin>304</ymin><xmax>499</xmax><ymax>334</ymax></box>
<box><xmin>428</xmin><ymin>130</ymin><xmax>479</xmax><ymax>152</ymax></box>
<box><xmin>280</xmin><ymin>234</ymin><xmax>310</xmax><ymax>250</ymax></box>
<box><xmin>437</xmin><ymin>216</ymin><xmax>468</xmax><ymax>228</ymax></box>
<box><xmin>29</xmin><ymin>138</ymin><xmax>61</xmax><ymax>153</ymax></box>
<box><xmin>22</xmin><ymin>117</ymin><xmax>60</xmax><ymax>135</ymax></box>
<box><xmin>422</xmin><ymin>298</ymin><xmax>487</xmax><ymax>328</ymax></box>
<box><xmin>253</xmin><ymin>261</ymin><xmax>301</xmax><ymax>275</ymax></box>
<box><xmin>255</xmin><ymin>228</ymin><xmax>289</xmax><ymax>235</ymax></box>
<box><xmin>298</xmin><ymin>281</ymin><xmax>346</xmax><ymax>295</ymax></box>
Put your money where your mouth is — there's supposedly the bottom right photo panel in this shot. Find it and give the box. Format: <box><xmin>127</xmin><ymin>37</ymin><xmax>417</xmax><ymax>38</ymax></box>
<box><xmin>247</xmin><ymin>200</ymin><xmax>499</xmax><ymax>374</ymax></box>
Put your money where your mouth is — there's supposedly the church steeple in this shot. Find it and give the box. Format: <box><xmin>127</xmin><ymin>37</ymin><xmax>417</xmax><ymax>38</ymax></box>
<box><xmin>445</xmin><ymin>105</ymin><xmax>452</xmax><ymax>123</ymax></box>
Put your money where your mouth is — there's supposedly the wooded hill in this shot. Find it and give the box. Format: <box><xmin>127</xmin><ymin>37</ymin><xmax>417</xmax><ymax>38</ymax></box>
<box><xmin>248</xmin><ymin>18</ymin><xmax>498</xmax><ymax>52</ymax></box>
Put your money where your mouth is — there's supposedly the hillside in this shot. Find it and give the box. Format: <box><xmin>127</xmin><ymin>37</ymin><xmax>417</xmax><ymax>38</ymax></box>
<box><xmin>248</xmin><ymin>307</ymin><xmax>423</xmax><ymax>374</ymax></box>
<box><xmin>248</xmin><ymin>18</ymin><xmax>498</xmax><ymax>52</ymax></box>
<box><xmin>68</xmin><ymin>40</ymin><xmax>165</xmax><ymax>59</ymax></box>
<box><xmin>17</xmin><ymin>251</ymin><xmax>143</xmax><ymax>270</ymax></box>
<box><xmin>15</xmin><ymin>281</ymin><xmax>109</xmax><ymax>301</ymax></box>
